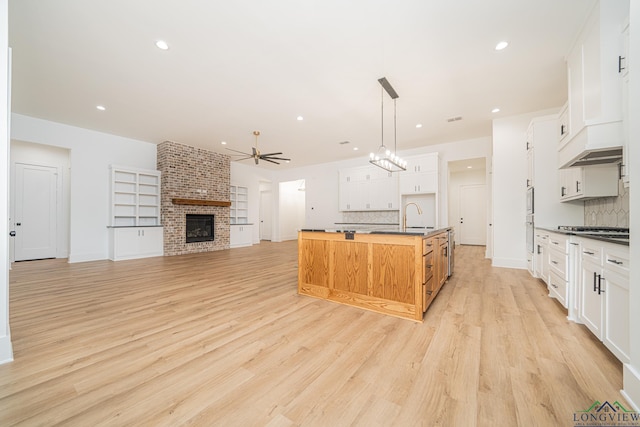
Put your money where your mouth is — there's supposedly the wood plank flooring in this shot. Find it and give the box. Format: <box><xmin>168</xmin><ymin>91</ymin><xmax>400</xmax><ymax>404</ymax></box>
<box><xmin>0</xmin><ymin>242</ymin><xmax>626</xmax><ymax>426</ymax></box>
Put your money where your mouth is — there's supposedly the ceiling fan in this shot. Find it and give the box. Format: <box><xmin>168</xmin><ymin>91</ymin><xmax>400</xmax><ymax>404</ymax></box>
<box><xmin>226</xmin><ymin>131</ymin><xmax>290</xmax><ymax>165</ymax></box>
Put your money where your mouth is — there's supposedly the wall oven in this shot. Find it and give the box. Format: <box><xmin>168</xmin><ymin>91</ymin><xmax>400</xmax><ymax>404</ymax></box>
<box><xmin>526</xmin><ymin>187</ymin><xmax>534</xmax><ymax>215</ymax></box>
<box><xmin>526</xmin><ymin>214</ymin><xmax>534</xmax><ymax>254</ymax></box>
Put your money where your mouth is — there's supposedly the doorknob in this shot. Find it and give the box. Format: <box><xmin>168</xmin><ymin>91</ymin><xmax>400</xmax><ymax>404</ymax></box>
<box><xmin>16</xmin><ymin>223</ymin><xmax>21</xmax><ymax>226</ymax></box>
<box><xmin>460</xmin><ymin>218</ymin><xmax>463</xmax><ymax>224</ymax></box>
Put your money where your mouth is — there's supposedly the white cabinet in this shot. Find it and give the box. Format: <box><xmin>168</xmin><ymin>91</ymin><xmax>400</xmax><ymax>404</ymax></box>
<box><xmin>110</xmin><ymin>166</ymin><xmax>161</xmax><ymax>227</ymax></box>
<box><xmin>558</xmin><ymin>1</ymin><xmax>628</xmax><ymax>168</ymax></box>
<box><xmin>621</xmin><ymin>17</ymin><xmax>630</xmax><ymax>187</ymax></box>
<box><xmin>559</xmin><ymin>165</ymin><xmax>619</xmax><ymax>202</ymax></box>
<box><xmin>534</xmin><ymin>230</ymin><xmax>548</xmax><ymax>282</ymax></box>
<box><xmin>399</xmin><ymin>153</ymin><xmax>439</xmax><ymax>195</ymax></box>
<box><xmin>230</xmin><ymin>185</ymin><xmax>248</xmax><ymax>224</ymax></box>
<box><xmin>108</xmin><ymin>166</ymin><xmax>163</xmax><ymax>261</ymax></box>
<box><xmin>108</xmin><ymin>226</ymin><xmax>163</xmax><ymax>261</ymax></box>
<box><xmin>338</xmin><ymin>165</ymin><xmax>398</xmax><ymax>211</ymax></box>
<box><xmin>577</xmin><ymin>237</ymin><xmax>630</xmax><ymax>363</ymax></box>
<box><xmin>230</xmin><ymin>224</ymin><xmax>253</xmax><ymax>248</ymax></box>
<box><xmin>558</xmin><ymin>103</ymin><xmax>570</xmax><ymax>145</ymax></box>
<box><xmin>547</xmin><ymin>232</ymin><xmax>569</xmax><ymax>308</ymax></box>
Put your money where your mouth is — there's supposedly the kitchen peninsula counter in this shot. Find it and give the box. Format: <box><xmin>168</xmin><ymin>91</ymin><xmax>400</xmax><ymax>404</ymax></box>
<box><xmin>297</xmin><ymin>228</ymin><xmax>451</xmax><ymax>321</ymax></box>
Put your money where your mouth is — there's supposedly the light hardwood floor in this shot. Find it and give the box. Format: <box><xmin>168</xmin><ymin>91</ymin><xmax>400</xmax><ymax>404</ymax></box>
<box><xmin>0</xmin><ymin>242</ymin><xmax>626</xmax><ymax>426</ymax></box>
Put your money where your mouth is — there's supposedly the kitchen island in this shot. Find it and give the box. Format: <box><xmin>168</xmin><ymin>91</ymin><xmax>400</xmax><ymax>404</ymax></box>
<box><xmin>298</xmin><ymin>228</ymin><xmax>451</xmax><ymax>321</ymax></box>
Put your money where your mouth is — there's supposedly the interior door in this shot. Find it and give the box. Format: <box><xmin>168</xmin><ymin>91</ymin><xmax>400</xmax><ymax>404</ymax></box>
<box><xmin>260</xmin><ymin>190</ymin><xmax>272</xmax><ymax>241</ymax></box>
<box><xmin>14</xmin><ymin>163</ymin><xmax>58</xmax><ymax>260</ymax></box>
<box><xmin>459</xmin><ymin>184</ymin><xmax>486</xmax><ymax>245</ymax></box>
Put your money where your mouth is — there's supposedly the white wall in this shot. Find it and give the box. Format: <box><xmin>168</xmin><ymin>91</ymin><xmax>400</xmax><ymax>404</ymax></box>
<box><xmin>10</xmin><ymin>114</ymin><xmax>157</xmax><ymax>262</ymax></box>
<box><xmin>491</xmin><ymin>108</ymin><xmax>557</xmax><ymax>269</ymax></box>
<box><xmin>1</xmin><ymin>0</ymin><xmax>13</xmax><ymax>364</ymax></box>
<box><xmin>269</xmin><ymin>136</ymin><xmax>493</xmax><ymax>234</ymax></box>
<box><xmin>278</xmin><ymin>180</ymin><xmax>305</xmax><ymax>241</ymax></box>
<box><xmin>623</xmin><ymin>0</ymin><xmax>640</xmax><ymax>411</ymax></box>
<box><xmin>230</xmin><ymin>162</ymin><xmax>275</xmax><ymax>244</ymax></box>
<box><xmin>10</xmin><ymin>141</ymin><xmax>71</xmax><ymax>260</ymax></box>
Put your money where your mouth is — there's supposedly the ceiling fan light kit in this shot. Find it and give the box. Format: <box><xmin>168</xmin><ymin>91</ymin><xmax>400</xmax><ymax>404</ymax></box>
<box><xmin>226</xmin><ymin>131</ymin><xmax>291</xmax><ymax>165</ymax></box>
<box><xmin>369</xmin><ymin>77</ymin><xmax>407</xmax><ymax>173</ymax></box>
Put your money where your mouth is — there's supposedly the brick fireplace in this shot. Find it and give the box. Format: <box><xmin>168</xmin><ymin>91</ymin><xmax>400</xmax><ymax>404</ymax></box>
<box><xmin>157</xmin><ymin>141</ymin><xmax>231</xmax><ymax>255</ymax></box>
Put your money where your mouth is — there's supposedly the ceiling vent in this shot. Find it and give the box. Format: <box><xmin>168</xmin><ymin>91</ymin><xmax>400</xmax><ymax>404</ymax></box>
<box><xmin>447</xmin><ymin>116</ymin><xmax>463</xmax><ymax>122</ymax></box>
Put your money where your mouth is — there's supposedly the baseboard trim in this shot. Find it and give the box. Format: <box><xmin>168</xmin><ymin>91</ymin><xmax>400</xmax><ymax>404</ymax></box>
<box><xmin>0</xmin><ymin>335</ymin><xmax>14</xmax><ymax>365</ymax></box>
<box><xmin>622</xmin><ymin>364</ymin><xmax>640</xmax><ymax>411</ymax></box>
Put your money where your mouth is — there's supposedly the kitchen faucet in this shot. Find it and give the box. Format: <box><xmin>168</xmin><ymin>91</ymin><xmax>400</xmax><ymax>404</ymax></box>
<box><xmin>403</xmin><ymin>202</ymin><xmax>423</xmax><ymax>231</ymax></box>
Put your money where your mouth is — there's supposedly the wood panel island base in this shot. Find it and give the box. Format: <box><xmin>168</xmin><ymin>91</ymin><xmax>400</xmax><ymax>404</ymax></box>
<box><xmin>298</xmin><ymin>229</ymin><xmax>450</xmax><ymax>322</ymax></box>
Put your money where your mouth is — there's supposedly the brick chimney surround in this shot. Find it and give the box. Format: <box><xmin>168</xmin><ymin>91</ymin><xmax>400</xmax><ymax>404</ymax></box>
<box><xmin>157</xmin><ymin>141</ymin><xmax>231</xmax><ymax>255</ymax></box>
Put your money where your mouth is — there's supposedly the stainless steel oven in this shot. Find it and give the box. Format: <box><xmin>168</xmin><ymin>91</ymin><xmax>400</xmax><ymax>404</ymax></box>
<box><xmin>526</xmin><ymin>187</ymin><xmax>534</xmax><ymax>214</ymax></box>
<box><xmin>526</xmin><ymin>214</ymin><xmax>534</xmax><ymax>254</ymax></box>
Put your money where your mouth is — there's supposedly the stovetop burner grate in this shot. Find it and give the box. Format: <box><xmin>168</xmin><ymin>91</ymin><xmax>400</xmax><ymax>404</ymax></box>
<box><xmin>558</xmin><ymin>225</ymin><xmax>630</xmax><ymax>233</ymax></box>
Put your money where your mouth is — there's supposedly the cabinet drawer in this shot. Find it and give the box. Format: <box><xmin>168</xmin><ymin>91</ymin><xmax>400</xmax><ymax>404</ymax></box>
<box><xmin>423</xmin><ymin>251</ymin><xmax>434</xmax><ymax>283</ymax></box>
<box><xmin>548</xmin><ymin>271</ymin><xmax>567</xmax><ymax>308</ymax></box>
<box><xmin>603</xmin><ymin>247</ymin><xmax>629</xmax><ymax>275</ymax></box>
<box><xmin>580</xmin><ymin>240</ymin><xmax>602</xmax><ymax>263</ymax></box>
<box><xmin>423</xmin><ymin>238</ymin><xmax>434</xmax><ymax>255</ymax></box>
<box><xmin>548</xmin><ymin>233</ymin><xmax>568</xmax><ymax>253</ymax></box>
<box><xmin>548</xmin><ymin>249</ymin><xmax>567</xmax><ymax>279</ymax></box>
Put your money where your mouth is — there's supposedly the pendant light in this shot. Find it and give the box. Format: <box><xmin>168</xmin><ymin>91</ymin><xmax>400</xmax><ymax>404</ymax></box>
<box><xmin>369</xmin><ymin>77</ymin><xmax>407</xmax><ymax>172</ymax></box>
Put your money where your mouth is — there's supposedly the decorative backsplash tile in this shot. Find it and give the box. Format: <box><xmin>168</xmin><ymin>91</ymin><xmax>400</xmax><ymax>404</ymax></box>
<box><xmin>584</xmin><ymin>180</ymin><xmax>629</xmax><ymax>227</ymax></box>
<box><xmin>342</xmin><ymin>210</ymin><xmax>399</xmax><ymax>225</ymax></box>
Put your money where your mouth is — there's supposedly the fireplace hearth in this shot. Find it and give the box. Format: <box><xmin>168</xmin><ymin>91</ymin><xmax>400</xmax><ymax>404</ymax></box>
<box><xmin>186</xmin><ymin>214</ymin><xmax>215</xmax><ymax>243</ymax></box>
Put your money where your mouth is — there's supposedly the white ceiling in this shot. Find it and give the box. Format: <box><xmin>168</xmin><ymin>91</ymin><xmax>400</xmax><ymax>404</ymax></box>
<box><xmin>8</xmin><ymin>0</ymin><xmax>595</xmax><ymax>169</ymax></box>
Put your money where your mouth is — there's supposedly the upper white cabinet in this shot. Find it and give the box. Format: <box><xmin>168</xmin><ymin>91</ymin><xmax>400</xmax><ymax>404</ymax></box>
<box><xmin>109</xmin><ymin>166</ymin><xmax>161</xmax><ymax>227</ymax></box>
<box><xmin>559</xmin><ymin>0</ymin><xmax>629</xmax><ymax>169</ymax></box>
<box><xmin>559</xmin><ymin>165</ymin><xmax>619</xmax><ymax>202</ymax></box>
<box><xmin>338</xmin><ymin>165</ymin><xmax>398</xmax><ymax>211</ymax></box>
<box><xmin>526</xmin><ymin>116</ymin><xmax>583</xmax><ymax>226</ymax></box>
<box><xmin>399</xmin><ymin>153</ymin><xmax>439</xmax><ymax>195</ymax></box>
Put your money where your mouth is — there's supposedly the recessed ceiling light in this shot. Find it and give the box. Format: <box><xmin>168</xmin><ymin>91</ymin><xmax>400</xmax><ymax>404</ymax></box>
<box><xmin>96</xmin><ymin>105</ymin><xmax>106</xmax><ymax>111</ymax></box>
<box><xmin>467</xmin><ymin>166</ymin><xmax>473</xmax><ymax>169</ymax></box>
<box><xmin>416</xmin><ymin>124</ymin><xmax>423</xmax><ymax>128</ymax></box>
<box><xmin>297</xmin><ymin>116</ymin><xmax>304</xmax><ymax>121</ymax></box>
<box><xmin>491</xmin><ymin>108</ymin><xmax>500</xmax><ymax>113</ymax></box>
<box><xmin>353</xmin><ymin>147</ymin><xmax>359</xmax><ymax>151</ymax></box>
<box><xmin>495</xmin><ymin>41</ymin><xmax>509</xmax><ymax>51</ymax></box>
<box><xmin>221</xmin><ymin>141</ymin><xmax>227</xmax><ymax>145</ymax></box>
<box><xmin>155</xmin><ymin>40</ymin><xmax>169</xmax><ymax>50</ymax></box>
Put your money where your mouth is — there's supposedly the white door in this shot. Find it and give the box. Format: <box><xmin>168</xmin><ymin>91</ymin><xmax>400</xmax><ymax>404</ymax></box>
<box><xmin>459</xmin><ymin>184</ymin><xmax>486</xmax><ymax>245</ymax></box>
<box><xmin>260</xmin><ymin>190</ymin><xmax>272</xmax><ymax>241</ymax></box>
<box><xmin>14</xmin><ymin>163</ymin><xmax>58</xmax><ymax>260</ymax></box>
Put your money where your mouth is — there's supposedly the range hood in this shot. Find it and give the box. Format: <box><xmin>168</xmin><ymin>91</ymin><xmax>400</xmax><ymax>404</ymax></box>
<box><xmin>558</xmin><ymin>120</ymin><xmax>624</xmax><ymax>169</ymax></box>
<box><xmin>569</xmin><ymin>148</ymin><xmax>622</xmax><ymax>167</ymax></box>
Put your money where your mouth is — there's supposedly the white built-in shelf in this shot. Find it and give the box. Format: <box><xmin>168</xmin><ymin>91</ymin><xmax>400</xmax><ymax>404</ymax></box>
<box><xmin>230</xmin><ymin>185</ymin><xmax>248</xmax><ymax>225</ymax></box>
<box><xmin>110</xmin><ymin>166</ymin><xmax>161</xmax><ymax>227</ymax></box>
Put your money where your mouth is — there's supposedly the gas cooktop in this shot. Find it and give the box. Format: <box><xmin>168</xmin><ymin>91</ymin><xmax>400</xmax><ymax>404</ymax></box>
<box><xmin>557</xmin><ymin>226</ymin><xmax>629</xmax><ymax>239</ymax></box>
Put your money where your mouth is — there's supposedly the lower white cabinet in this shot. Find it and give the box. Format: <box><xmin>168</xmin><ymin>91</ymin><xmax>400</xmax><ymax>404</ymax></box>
<box><xmin>534</xmin><ymin>230</ymin><xmax>548</xmax><ymax>282</ymax></box>
<box><xmin>546</xmin><ymin>232</ymin><xmax>569</xmax><ymax>308</ymax></box>
<box><xmin>577</xmin><ymin>237</ymin><xmax>630</xmax><ymax>363</ymax></box>
<box><xmin>230</xmin><ymin>224</ymin><xmax>253</xmax><ymax>248</ymax></box>
<box><xmin>108</xmin><ymin>226</ymin><xmax>163</xmax><ymax>261</ymax></box>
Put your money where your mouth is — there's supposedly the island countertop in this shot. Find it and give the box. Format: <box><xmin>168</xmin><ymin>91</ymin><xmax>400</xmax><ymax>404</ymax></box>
<box><xmin>297</xmin><ymin>228</ymin><xmax>451</xmax><ymax>321</ymax></box>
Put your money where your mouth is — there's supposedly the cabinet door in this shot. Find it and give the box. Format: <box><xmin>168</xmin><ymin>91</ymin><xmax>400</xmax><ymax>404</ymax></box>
<box><xmin>138</xmin><ymin>227</ymin><xmax>163</xmax><ymax>257</ymax></box>
<box><xmin>580</xmin><ymin>259</ymin><xmax>604</xmax><ymax>339</ymax></box>
<box><xmin>113</xmin><ymin>228</ymin><xmax>142</xmax><ymax>259</ymax></box>
<box><xmin>602</xmin><ymin>269</ymin><xmax>630</xmax><ymax>363</ymax></box>
<box><xmin>526</xmin><ymin>149</ymin><xmax>534</xmax><ymax>189</ymax></box>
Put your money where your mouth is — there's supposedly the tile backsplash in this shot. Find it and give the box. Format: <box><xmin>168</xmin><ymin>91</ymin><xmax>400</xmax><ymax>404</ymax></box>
<box><xmin>584</xmin><ymin>180</ymin><xmax>629</xmax><ymax>227</ymax></box>
<box><xmin>341</xmin><ymin>210</ymin><xmax>399</xmax><ymax>225</ymax></box>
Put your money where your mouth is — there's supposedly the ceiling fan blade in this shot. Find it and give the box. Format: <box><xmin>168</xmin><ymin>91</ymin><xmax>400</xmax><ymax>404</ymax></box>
<box><xmin>259</xmin><ymin>152</ymin><xmax>283</xmax><ymax>157</ymax></box>
<box><xmin>232</xmin><ymin>156</ymin><xmax>254</xmax><ymax>161</ymax></box>
<box><xmin>225</xmin><ymin>148</ymin><xmax>252</xmax><ymax>156</ymax></box>
<box><xmin>263</xmin><ymin>156</ymin><xmax>290</xmax><ymax>161</ymax></box>
<box><xmin>261</xmin><ymin>157</ymin><xmax>280</xmax><ymax>165</ymax></box>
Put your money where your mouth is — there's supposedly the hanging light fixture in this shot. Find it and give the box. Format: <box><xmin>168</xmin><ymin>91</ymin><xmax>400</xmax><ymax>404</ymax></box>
<box><xmin>369</xmin><ymin>77</ymin><xmax>407</xmax><ymax>172</ymax></box>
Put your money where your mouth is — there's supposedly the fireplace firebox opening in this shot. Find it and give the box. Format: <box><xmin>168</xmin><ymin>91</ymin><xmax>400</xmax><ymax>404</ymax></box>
<box><xmin>186</xmin><ymin>214</ymin><xmax>215</xmax><ymax>243</ymax></box>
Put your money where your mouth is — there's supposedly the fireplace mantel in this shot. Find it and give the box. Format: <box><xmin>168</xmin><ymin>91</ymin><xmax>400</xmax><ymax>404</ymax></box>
<box><xmin>171</xmin><ymin>198</ymin><xmax>231</xmax><ymax>207</ymax></box>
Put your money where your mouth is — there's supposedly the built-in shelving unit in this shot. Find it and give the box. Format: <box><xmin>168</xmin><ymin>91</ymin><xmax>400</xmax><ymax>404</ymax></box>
<box><xmin>108</xmin><ymin>165</ymin><xmax>163</xmax><ymax>261</ymax></box>
<box><xmin>110</xmin><ymin>166</ymin><xmax>161</xmax><ymax>226</ymax></box>
<box><xmin>230</xmin><ymin>185</ymin><xmax>248</xmax><ymax>225</ymax></box>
